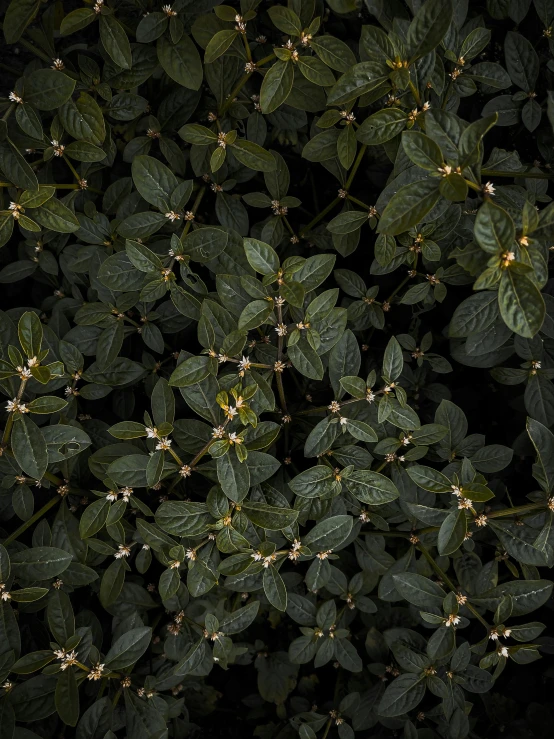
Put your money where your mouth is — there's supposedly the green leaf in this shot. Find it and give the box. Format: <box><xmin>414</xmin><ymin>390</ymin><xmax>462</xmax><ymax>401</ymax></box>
<box><xmin>26</xmin><ymin>396</ymin><xmax>68</xmax><ymax>415</ymax></box>
<box><xmin>267</xmin><ymin>6</ymin><xmax>302</xmax><ymax>35</ymax></box>
<box><xmin>437</xmin><ymin>510</ymin><xmax>467</xmax><ymax>555</ymax></box>
<box><xmin>3</xmin><ymin>0</ymin><xmax>40</xmax><ymax>43</ymax></box>
<box><xmin>527</xmin><ymin>417</ymin><xmax>554</xmax><ymax>492</ymax></box>
<box><xmin>18</xmin><ymin>310</ymin><xmax>42</xmax><ymax>357</ymax></box>
<box><xmin>260</xmin><ymin>60</ymin><xmax>294</xmax><ymax>114</ymax></box>
<box><xmin>132</xmin><ymin>155</ymin><xmax>179</xmax><ymax>211</ymax></box>
<box><xmin>297</xmin><ymin>56</ymin><xmax>336</xmax><ymax>87</ymax></box>
<box><xmin>241</xmin><ymin>502</ymin><xmax>298</xmax><ymax>530</ymax></box>
<box><xmin>55</xmin><ymin>666</ymin><xmax>79</xmax><ymax>726</ymax></box>
<box><xmin>310</xmin><ymin>36</ymin><xmax>357</xmax><ymax>72</ymax></box>
<box><xmin>263</xmin><ymin>565</ymin><xmax>287</xmax><ymax>611</ymax></box>
<box><xmin>32</xmin><ymin>198</ymin><xmax>80</xmax><ymax>233</ymax></box>
<box><xmin>402</xmin><ymin>131</ymin><xmax>443</xmax><ymax>170</ymax></box>
<box><xmin>217</xmin><ymin>453</ymin><xmax>250</xmax><ymax>502</ymax></box>
<box><xmin>288</xmin><ymin>337</ymin><xmax>324</xmax><ymax>380</ymax></box>
<box><xmin>303</xmin><ymin>515</ymin><xmax>353</xmax><ymax>551</ymax></box>
<box><xmin>406</xmin><ymin>465</ymin><xmax>452</xmax><ymax>493</ymax></box>
<box><xmin>99</xmin><ymin>14</ymin><xmax>132</xmax><ymax>69</ymax></box>
<box><xmin>79</xmin><ymin>498</ymin><xmax>110</xmax><ymax>539</ymax></box>
<box><xmin>383</xmin><ymin>336</ymin><xmax>404</xmax><ymax>381</ymax></box>
<box><xmin>104</xmin><ymin>627</ymin><xmax>152</xmax><ymax>669</ymax></box>
<box><xmin>12</xmin><ymin>415</ymin><xmax>48</xmax><ymax>480</ymax></box>
<box><xmin>499</xmin><ymin>270</ymin><xmax>545</xmax><ymax>338</ymax></box>
<box><xmin>10</xmin><ymin>547</ymin><xmax>72</xmax><ymax>580</ymax></box>
<box><xmin>238</xmin><ymin>300</ymin><xmax>274</xmax><ymax>330</ymax></box>
<box><xmin>474</xmin><ymin>201</ymin><xmax>515</xmax><ymax>254</ymax></box>
<box><xmin>60</xmin><ymin>8</ymin><xmax>96</xmax><ymax>36</ymax></box>
<box><xmin>378</xmin><ymin>674</ymin><xmax>426</xmax><ymax>717</ymax></box>
<box><xmin>231</xmin><ymin>140</ymin><xmax>276</xmax><ymax>172</ymax></box>
<box><xmin>472</xmin><ymin>580</ymin><xmax>553</xmax><ymax>617</ymax></box>
<box><xmin>205</xmin><ymin>29</ymin><xmax>239</xmax><ymax>64</ymax></box>
<box><xmin>343</xmin><ymin>470</ymin><xmax>399</xmax><ymax>505</ymax></box>
<box><xmin>244</xmin><ymin>238</ymin><xmax>280</xmax><ymax>274</ymax></box>
<box><xmin>157</xmin><ymin>35</ymin><xmax>203</xmax><ymax>90</ymax></box>
<box><xmin>356</xmin><ymin>108</ymin><xmax>408</xmax><ymax>145</ymax></box>
<box><xmin>289</xmin><ymin>465</ymin><xmax>336</xmax><ymax>498</ymax></box>
<box><xmin>24</xmin><ymin>69</ymin><xmax>75</xmax><ymax>110</ymax></box>
<box><xmin>327</xmin><ymin>62</ymin><xmax>388</xmax><ymax>106</ymax></box>
<box><xmin>407</xmin><ymin>0</ymin><xmax>453</xmax><ymax>62</ymax></box>
<box><xmin>392</xmin><ymin>573</ymin><xmax>446</xmax><ymax>609</ymax></box>
<box><xmin>377</xmin><ymin>179</ymin><xmax>440</xmax><ymax>236</ymax></box>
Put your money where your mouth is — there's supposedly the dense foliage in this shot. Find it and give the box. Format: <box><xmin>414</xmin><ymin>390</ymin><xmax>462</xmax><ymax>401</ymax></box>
<box><xmin>1</xmin><ymin>0</ymin><xmax>554</xmax><ymax>737</ymax></box>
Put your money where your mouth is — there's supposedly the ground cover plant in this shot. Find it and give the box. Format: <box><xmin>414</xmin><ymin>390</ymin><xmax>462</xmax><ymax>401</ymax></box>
<box><xmin>1</xmin><ymin>0</ymin><xmax>554</xmax><ymax>737</ymax></box>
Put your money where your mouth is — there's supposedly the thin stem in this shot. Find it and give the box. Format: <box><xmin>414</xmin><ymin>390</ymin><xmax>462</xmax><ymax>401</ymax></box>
<box><xmin>2</xmin><ymin>103</ymin><xmax>15</xmax><ymax>122</ymax></box>
<box><xmin>180</xmin><ymin>186</ymin><xmax>206</xmax><ymax>244</ymax></box>
<box><xmin>62</xmin><ymin>155</ymin><xmax>82</xmax><ymax>185</ymax></box>
<box><xmin>345</xmin><ymin>145</ymin><xmax>367</xmax><ymax>189</ymax></box>
<box><xmin>347</xmin><ymin>194</ymin><xmax>372</xmax><ymax>210</ymax></box>
<box><xmin>0</xmin><ymin>182</ymin><xmax>88</xmax><ymax>190</ymax></box>
<box><xmin>417</xmin><ymin>542</ymin><xmax>489</xmax><ymax>629</ymax></box>
<box><xmin>481</xmin><ymin>168</ymin><xmax>554</xmax><ymax>179</ymax></box>
<box><xmin>218</xmin><ymin>53</ymin><xmax>275</xmax><ymax>117</ymax></box>
<box><xmin>465</xmin><ymin>179</ymin><xmax>482</xmax><ymax>192</ymax></box>
<box><xmin>3</xmin><ymin>496</ymin><xmax>60</xmax><ymax>546</ymax></box>
<box><xmin>408</xmin><ymin>81</ymin><xmax>422</xmax><ymax>107</ymax></box>
<box><xmin>2</xmin><ymin>377</ymin><xmax>29</xmax><ymax>445</ymax></box>
<box><xmin>275</xmin><ymin>304</ymin><xmax>288</xmax><ymax>415</ymax></box>
<box><xmin>322</xmin><ymin>718</ymin><xmax>333</xmax><ymax>739</ymax></box>
<box><xmin>299</xmin><ymin>197</ymin><xmax>340</xmax><ymax>239</ymax></box>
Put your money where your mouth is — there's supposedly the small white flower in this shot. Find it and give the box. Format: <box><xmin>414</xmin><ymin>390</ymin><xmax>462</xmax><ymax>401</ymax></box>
<box><xmin>165</xmin><ymin>211</ymin><xmax>181</xmax><ymax>221</ymax></box>
<box><xmin>120</xmin><ymin>487</ymin><xmax>133</xmax><ymax>501</ymax></box>
<box><xmin>51</xmin><ymin>58</ymin><xmax>64</xmax><ymax>70</ymax></box>
<box><xmin>445</xmin><ymin>614</ymin><xmax>460</xmax><ymax>627</ymax></box>
<box><xmin>339</xmin><ymin>417</ymin><xmax>348</xmax><ymax>426</ymax></box>
<box><xmin>162</xmin><ymin>5</ymin><xmax>178</xmax><ymax>17</ymax></box>
<box><xmin>212</xmin><ymin>426</ymin><xmax>225</xmax><ymax>438</ymax></box>
<box><xmin>180</xmin><ymin>464</ymin><xmax>192</xmax><ymax>478</ymax></box>
<box><xmin>114</xmin><ymin>544</ymin><xmax>131</xmax><ymax>559</ymax></box>
<box><xmin>8</xmin><ymin>91</ymin><xmax>23</xmax><ymax>104</ymax></box>
<box><xmin>146</xmin><ymin>427</ymin><xmax>157</xmax><ymax>438</ymax></box>
<box><xmin>106</xmin><ymin>491</ymin><xmax>118</xmax><ymax>502</ymax></box>
<box><xmin>155</xmin><ymin>437</ymin><xmax>172</xmax><ymax>450</ymax></box>
<box><xmin>275</xmin><ymin>323</ymin><xmax>288</xmax><ymax>336</ymax></box>
<box><xmin>6</xmin><ymin>399</ymin><xmax>28</xmax><ymax>414</ymax></box>
<box><xmin>87</xmin><ymin>663</ymin><xmax>105</xmax><ymax>680</ymax></box>
<box><xmin>59</xmin><ymin>650</ymin><xmax>78</xmax><ymax>670</ymax></box>
<box><xmin>316</xmin><ymin>550</ymin><xmax>332</xmax><ymax>560</ymax></box>
<box><xmin>50</xmin><ymin>140</ymin><xmax>65</xmax><ymax>156</ymax></box>
<box><xmin>482</xmin><ymin>181</ymin><xmax>495</xmax><ymax>196</ymax></box>
<box><xmin>245</xmin><ymin>62</ymin><xmax>257</xmax><ymax>73</ymax></box>
<box><xmin>238</xmin><ymin>355</ymin><xmax>252</xmax><ymax>373</ymax></box>
<box><xmin>366</xmin><ymin>391</ymin><xmax>375</xmax><ymax>403</ymax></box>
<box><xmin>498</xmin><ymin>646</ymin><xmax>509</xmax><ymax>658</ymax></box>
<box><xmin>328</xmin><ymin>401</ymin><xmax>341</xmax><ymax>413</ymax></box>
